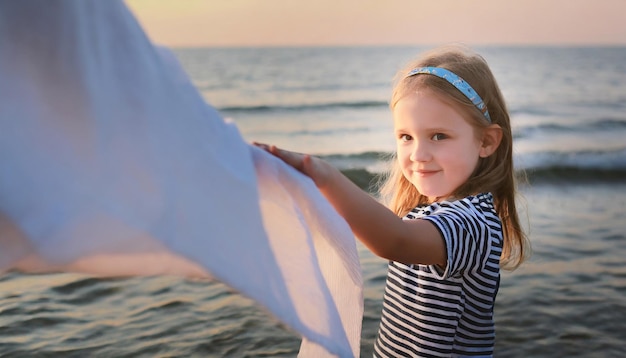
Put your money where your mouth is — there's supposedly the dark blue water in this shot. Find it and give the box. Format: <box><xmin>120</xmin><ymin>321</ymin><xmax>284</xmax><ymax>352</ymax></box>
<box><xmin>1</xmin><ymin>46</ymin><xmax>625</xmax><ymax>357</ymax></box>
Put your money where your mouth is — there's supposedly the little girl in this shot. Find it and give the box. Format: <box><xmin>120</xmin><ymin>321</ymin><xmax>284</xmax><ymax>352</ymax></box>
<box><xmin>257</xmin><ymin>45</ymin><xmax>529</xmax><ymax>357</ymax></box>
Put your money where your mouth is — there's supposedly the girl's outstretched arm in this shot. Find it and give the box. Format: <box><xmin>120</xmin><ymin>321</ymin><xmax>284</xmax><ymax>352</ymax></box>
<box><xmin>255</xmin><ymin>143</ymin><xmax>446</xmax><ymax>266</ymax></box>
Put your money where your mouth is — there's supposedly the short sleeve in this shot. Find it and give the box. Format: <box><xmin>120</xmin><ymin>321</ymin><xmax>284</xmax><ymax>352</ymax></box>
<box><xmin>422</xmin><ymin>199</ymin><xmax>492</xmax><ymax>280</ymax></box>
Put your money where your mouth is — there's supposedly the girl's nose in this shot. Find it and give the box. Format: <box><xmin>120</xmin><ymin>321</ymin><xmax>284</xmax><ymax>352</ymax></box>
<box><xmin>409</xmin><ymin>141</ymin><xmax>430</xmax><ymax>162</ymax></box>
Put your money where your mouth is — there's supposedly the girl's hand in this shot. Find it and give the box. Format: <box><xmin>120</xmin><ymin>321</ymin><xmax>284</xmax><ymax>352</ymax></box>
<box><xmin>254</xmin><ymin>142</ymin><xmax>445</xmax><ymax>265</ymax></box>
<box><xmin>253</xmin><ymin>142</ymin><xmax>332</xmax><ymax>189</ymax></box>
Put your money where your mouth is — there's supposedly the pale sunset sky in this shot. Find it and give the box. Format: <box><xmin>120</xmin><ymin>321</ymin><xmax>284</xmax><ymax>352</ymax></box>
<box><xmin>125</xmin><ymin>0</ymin><xmax>626</xmax><ymax>47</ymax></box>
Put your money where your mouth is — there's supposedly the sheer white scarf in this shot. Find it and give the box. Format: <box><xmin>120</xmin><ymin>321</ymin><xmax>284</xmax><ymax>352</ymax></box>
<box><xmin>0</xmin><ymin>2</ymin><xmax>362</xmax><ymax>356</ymax></box>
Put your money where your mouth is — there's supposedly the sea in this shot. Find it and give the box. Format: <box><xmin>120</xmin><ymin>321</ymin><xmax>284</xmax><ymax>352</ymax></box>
<box><xmin>1</xmin><ymin>46</ymin><xmax>625</xmax><ymax>357</ymax></box>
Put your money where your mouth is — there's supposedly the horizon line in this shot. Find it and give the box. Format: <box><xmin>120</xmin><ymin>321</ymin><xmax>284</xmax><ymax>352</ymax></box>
<box><xmin>160</xmin><ymin>43</ymin><xmax>626</xmax><ymax>50</ymax></box>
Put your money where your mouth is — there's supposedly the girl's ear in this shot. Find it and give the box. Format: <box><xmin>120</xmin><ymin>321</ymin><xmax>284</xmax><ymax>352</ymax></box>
<box><xmin>479</xmin><ymin>124</ymin><xmax>503</xmax><ymax>158</ymax></box>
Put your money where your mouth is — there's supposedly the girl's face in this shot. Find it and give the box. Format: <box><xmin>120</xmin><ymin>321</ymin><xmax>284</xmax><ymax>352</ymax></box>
<box><xmin>393</xmin><ymin>90</ymin><xmax>484</xmax><ymax>202</ymax></box>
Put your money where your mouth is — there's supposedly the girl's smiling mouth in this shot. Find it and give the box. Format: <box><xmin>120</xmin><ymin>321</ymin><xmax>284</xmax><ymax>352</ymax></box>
<box><xmin>415</xmin><ymin>169</ymin><xmax>439</xmax><ymax>176</ymax></box>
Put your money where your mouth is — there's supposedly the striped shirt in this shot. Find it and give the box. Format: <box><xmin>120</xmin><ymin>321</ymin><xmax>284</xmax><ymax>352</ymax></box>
<box><xmin>374</xmin><ymin>193</ymin><xmax>502</xmax><ymax>358</ymax></box>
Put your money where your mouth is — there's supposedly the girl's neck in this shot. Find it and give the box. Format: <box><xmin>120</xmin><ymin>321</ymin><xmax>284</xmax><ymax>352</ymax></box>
<box><xmin>427</xmin><ymin>194</ymin><xmax>457</xmax><ymax>204</ymax></box>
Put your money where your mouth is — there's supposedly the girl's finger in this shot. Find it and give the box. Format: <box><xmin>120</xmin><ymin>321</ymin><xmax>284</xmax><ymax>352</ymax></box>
<box><xmin>253</xmin><ymin>142</ymin><xmax>284</xmax><ymax>159</ymax></box>
<box><xmin>252</xmin><ymin>141</ymin><xmax>270</xmax><ymax>151</ymax></box>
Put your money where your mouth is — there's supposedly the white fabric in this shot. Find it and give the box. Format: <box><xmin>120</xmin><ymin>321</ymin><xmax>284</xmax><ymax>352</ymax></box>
<box><xmin>0</xmin><ymin>2</ymin><xmax>362</xmax><ymax>357</ymax></box>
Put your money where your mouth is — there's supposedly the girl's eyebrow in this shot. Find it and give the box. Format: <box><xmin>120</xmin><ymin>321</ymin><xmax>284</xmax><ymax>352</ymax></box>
<box><xmin>420</xmin><ymin>126</ymin><xmax>455</xmax><ymax>133</ymax></box>
<box><xmin>394</xmin><ymin>126</ymin><xmax>454</xmax><ymax>133</ymax></box>
<box><xmin>425</xmin><ymin>126</ymin><xmax>450</xmax><ymax>131</ymax></box>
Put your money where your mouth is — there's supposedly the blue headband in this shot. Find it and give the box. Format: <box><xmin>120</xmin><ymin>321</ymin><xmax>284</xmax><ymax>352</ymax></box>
<box><xmin>406</xmin><ymin>66</ymin><xmax>491</xmax><ymax>122</ymax></box>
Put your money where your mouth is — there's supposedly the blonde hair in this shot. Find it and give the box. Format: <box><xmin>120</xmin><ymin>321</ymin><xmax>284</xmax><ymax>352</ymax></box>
<box><xmin>379</xmin><ymin>45</ymin><xmax>530</xmax><ymax>270</ymax></box>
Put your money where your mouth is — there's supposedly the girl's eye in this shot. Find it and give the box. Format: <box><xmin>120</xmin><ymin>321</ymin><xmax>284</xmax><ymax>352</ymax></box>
<box><xmin>431</xmin><ymin>133</ymin><xmax>447</xmax><ymax>141</ymax></box>
<box><xmin>399</xmin><ymin>134</ymin><xmax>412</xmax><ymax>142</ymax></box>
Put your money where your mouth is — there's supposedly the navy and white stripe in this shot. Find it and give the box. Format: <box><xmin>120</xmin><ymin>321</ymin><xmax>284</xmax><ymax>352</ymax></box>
<box><xmin>374</xmin><ymin>193</ymin><xmax>502</xmax><ymax>357</ymax></box>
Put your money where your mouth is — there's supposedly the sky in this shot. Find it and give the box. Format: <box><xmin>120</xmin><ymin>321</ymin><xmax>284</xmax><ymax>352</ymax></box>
<box><xmin>125</xmin><ymin>0</ymin><xmax>626</xmax><ymax>47</ymax></box>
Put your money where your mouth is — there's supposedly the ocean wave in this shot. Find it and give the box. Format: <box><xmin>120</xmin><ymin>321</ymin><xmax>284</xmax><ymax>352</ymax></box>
<box><xmin>514</xmin><ymin>118</ymin><xmax>626</xmax><ymax>139</ymax></box>
<box><xmin>288</xmin><ymin>127</ymin><xmax>372</xmax><ymax>137</ymax></box>
<box><xmin>218</xmin><ymin>100</ymin><xmax>388</xmax><ymax>113</ymax></box>
<box><xmin>322</xmin><ymin>151</ymin><xmax>389</xmax><ymax>161</ymax></box>
<box><xmin>518</xmin><ymin>148</ymin><xmax>626</xmax><ymax>184</ymax></box>
<box><xmin>328</xmin><ymin>149</ymin><xmax>626</xmax><ymax>189</ymax></box>
<box><xmin>516</xmin><ymin>148</ymin><xmax>626</xmax><ymax>171</ymax></box>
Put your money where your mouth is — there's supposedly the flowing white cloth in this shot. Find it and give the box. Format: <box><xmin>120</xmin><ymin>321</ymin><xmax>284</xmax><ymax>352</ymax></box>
<box><xmin>0</xmin><ymin>2</ymin><xmax>362</xmax><ymax>357</ymax></box>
